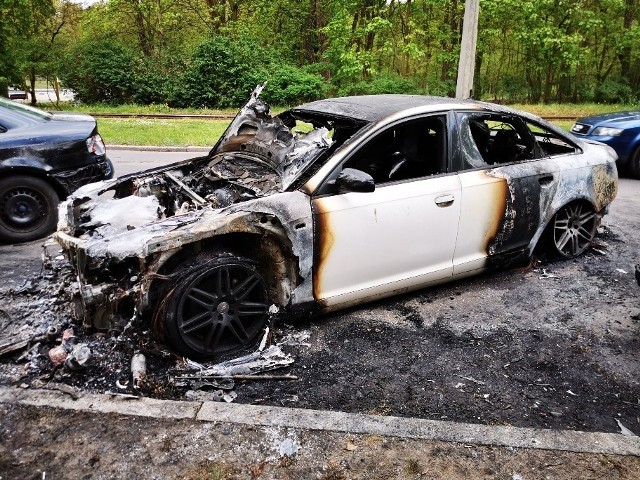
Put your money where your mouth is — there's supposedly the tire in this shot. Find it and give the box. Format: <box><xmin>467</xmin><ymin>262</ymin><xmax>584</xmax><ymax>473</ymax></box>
<box><xmin>628</xmin><ymin>146</ymin><xmax>640</xmax><ymax>179</ymax></box>
<box><xmin>551</xmin><ymin>202</ymin><xmax>597</xmax><ymax>258</ymax></box>
<box><xmin>164</xmin><ymin>254</ymin><xmax>270</xmax><ymax>359</ymax></box>
<box><xmin>0</xmin><ymin>175</ymin><xmax>59</xmax><ymax>243</ymax></box>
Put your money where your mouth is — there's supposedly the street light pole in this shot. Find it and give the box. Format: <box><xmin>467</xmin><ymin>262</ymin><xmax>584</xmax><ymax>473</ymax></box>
<box><xmin>455</xmin><ymin>0</ymin><xmax>480</xmax><ymax>99</ymax></box>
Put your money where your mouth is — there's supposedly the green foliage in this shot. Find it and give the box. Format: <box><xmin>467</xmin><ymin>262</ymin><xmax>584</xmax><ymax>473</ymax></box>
<box><xmin>0</xmin><ymin>77</ymin><xmax>8</xmax><ymax>98</ymax></box>
<box><xmin>176</xmin><ymin>36</ymin><xmax>270</xmax><ymax>109</ymax></box>
<box><xmin>262</xmin><ymin>66</ymin><xmax>325</xmax><ymax>106</ymax></box>
<box><xmin>336</xmin><ymin>73</ymin><xmax>423</xmax><ymax>97</ymax></box>
<box><xmin>61</xmin><ymin>39</ymin><xmax>136</xmax><ymax>104</ymax></box>
<box><xmin>594</xmin><ymin>79</ymin><xmax>635</xmax><ymax>104</ymax></box>
<box><xmin>494</xmin><ymin>75</ymin><xmax>529</xmax><ymax>103</ymax></box>
<box><xmin>4</xmin><ymin>0</ymin><xmax>640</xmax><ymax>107</ymax></box>
<box><xmin>131</xmin><ymin>56</ymin><xmax>185</xmax><ymax>105</ymax></box>
<box><xmin>0</xmin><ymin>0</ymin><xmax>55</xmax><ymax>85</ymax></box>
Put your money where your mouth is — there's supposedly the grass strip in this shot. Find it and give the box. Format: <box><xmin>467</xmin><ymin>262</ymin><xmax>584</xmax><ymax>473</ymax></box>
<box><xmin>98</xmin><ymin>118</ymin><xmax>230</xmax><ymax>147</ymax></box>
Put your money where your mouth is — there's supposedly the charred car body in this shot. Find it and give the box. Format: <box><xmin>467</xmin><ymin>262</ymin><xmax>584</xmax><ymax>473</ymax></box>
<box><xmin>55</xmin><ymin>87</ymin><xmax>618</xmax><ymax>359</ymax></box>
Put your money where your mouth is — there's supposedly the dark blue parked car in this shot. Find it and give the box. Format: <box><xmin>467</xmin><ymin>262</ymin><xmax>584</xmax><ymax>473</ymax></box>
<box><xmin>571</xmin><ymin>111</ymin><xmax>640</xmax><ymax>178</ymax></box>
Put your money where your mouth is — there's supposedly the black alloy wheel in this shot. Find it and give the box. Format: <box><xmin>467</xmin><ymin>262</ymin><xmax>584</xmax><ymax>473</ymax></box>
<box><xmin>165</xmin><ymin>255</ymin><xmax>270</xmax><ymax>359</ymax></box>
<box><xmin>552</xmin><ymin>202</ymin><xmax>597</xmax><ymax>258</ymax></box>
<box><xmin>0</xmin><ymin>175</ymin><xmax>59</xmax><ymax>243</ymax></box>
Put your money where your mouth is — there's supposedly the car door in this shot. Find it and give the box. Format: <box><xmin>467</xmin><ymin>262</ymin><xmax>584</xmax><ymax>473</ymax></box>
<box><xmin>451</xmin><ymin>112</ymin><xmax>562</xmax><ymax>275</ymax></box>
<box><xmin>311</xmin><ymin>115</ymin><xmax>462</xmax><ymax>309</ymax></box>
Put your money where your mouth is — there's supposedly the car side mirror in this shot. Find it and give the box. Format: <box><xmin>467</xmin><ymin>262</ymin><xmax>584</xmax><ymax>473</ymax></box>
<box><xmin>333</xmin><ymin>168</ymin><xmax>375</xmax><ymax>193</ymax></box>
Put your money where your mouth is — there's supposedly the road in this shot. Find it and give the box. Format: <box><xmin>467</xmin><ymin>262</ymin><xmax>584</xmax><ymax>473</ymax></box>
<box><xmin>108</xmin><ymin>149</ymin><xmax>199</xmax><ymax>177</ymax></box>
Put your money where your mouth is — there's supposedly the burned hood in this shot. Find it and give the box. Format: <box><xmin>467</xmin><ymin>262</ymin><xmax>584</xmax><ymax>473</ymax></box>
<box><xmin>210</xmin><ymin>84</ymin><xmax>334</xmax><ymax>190</ymax></box>
<box><xmin>57</xmin><ymin>85</ymin><xmax>334</xmax><ymax>244</ymax></box>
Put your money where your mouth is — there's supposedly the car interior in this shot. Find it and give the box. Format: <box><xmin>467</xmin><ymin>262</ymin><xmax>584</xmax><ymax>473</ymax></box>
<box><xmin>344</xmin><ymin>116</ymin><xmax>447</xmax><ymax>184</ymax></box>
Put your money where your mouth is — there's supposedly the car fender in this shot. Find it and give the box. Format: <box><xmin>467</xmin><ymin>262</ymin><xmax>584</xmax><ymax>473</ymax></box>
<box><xmin>621</xmin><ymin>131</ymin><xmax>640</xmax><ymax>160</ymax></box>
<box><xmin>0</xmin><ymin>157</ymin><xmax>67</xmax><ymax>198</ymax></box>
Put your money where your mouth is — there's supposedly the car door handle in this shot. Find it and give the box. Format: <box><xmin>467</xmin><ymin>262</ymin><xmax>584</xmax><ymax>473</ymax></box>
<box><xmin>538</xmin><ymin>174</ymin><xmax>554</xmax><ymax>185</ymax></box>
<box><xmin>435</xmin><ymin>194</ymin><xmax>455</xmax><ymax>207</ymax></box>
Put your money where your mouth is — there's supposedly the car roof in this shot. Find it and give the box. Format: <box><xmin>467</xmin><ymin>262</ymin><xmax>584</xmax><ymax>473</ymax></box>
<box><xmin>292</xmin><ymin>95</ymin><xmax>490</xmax><ymax>122</ymax></box>
<box><xmin>293</xmin><ymin>94</ymin><xmax>577</xmax><ymax>143</ymax></box>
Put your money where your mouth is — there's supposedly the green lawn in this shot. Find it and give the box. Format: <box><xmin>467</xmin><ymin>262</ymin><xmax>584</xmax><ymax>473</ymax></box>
<box><xmin>42</xmin><ymin>101</ymin><xmax>634</xmax><ymax>147</ymax></box>
<box><xmin>97</xmin><ymin>118</ymin><xmax>230</xmax><ymax>146</ymax></box>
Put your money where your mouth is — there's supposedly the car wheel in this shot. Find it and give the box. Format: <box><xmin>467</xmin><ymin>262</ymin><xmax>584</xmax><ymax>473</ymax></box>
<box><xmin>551</xmin><ymin>202</ymin><xmax>597</xmax><ymax>258</ymax></box>
<box><xmin>0</xmin><ymin>175</ymin><xmax>59</xmax><ymax>243</ymax></box>
<box><xmin>629</xmin><ymin>146</ymin><xmax>640</xmax><ymax>179</ymax></box>
<box><xmin>164</xmin><ymin>254</ymin><xmax>270</xmax><ymax>359</ymax></box>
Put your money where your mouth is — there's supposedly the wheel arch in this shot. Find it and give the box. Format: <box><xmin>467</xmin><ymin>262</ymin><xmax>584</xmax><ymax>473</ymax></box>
<box><xmin>146</xmin><ymin>230</ymin><xmax>300</xmax><ymax>317</ymax></box>
<box><xmin>0</xmin><ymin>164</ymin><xmax>67</xmax><ymax>199</ymax></box>
<box><xmin>531</xmin><ymin>197</ymin><xmax>599</xmax><ymax>256</ymax></box>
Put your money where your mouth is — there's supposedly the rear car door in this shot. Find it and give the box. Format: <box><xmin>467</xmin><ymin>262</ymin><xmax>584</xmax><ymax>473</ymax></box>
<box><xmin>451</xmin><ymin>112</ymin><xmax>564</xmax><ymax>274</ymax></box>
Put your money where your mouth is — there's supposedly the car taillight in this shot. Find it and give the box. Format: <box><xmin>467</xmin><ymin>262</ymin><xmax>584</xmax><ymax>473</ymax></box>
<box><xmin>86</xmin><ymin>134</ymin><xmax>106</xmax><ymax>155</ymax></box>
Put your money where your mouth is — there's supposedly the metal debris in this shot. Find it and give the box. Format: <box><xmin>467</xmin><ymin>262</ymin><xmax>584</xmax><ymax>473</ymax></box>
<box><xmin>223</xmin><ymin>391</ymin><xmax>237</xmax><ymax>403</ymax></box>
<box><xmin>456</xmin><ymin>374</ymin><xmax>486</xmax><ymax>385</ymax></box>
<box><xmin>615</xmin><ymin>419</ymin><xmax>637</xmax><ymax>436</ymax></box>
<box><xmin>278</xmin><ymin>438</ymin><xmax>300</xmax><ymax>457</ymax></box>
<box><xmin>64</xmin><ymin>344</ymin><xmax>92</xmax><ymax>371</ymax></box>
<box><xmin>191</xmin><ymin>345</ymin><xmax>293</xmax><ymax>377</ymax></box>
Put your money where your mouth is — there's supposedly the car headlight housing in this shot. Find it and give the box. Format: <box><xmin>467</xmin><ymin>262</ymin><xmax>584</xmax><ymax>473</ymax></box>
<box><xmin>86</xmin><ymin>134</ymin><xmax>106</xmax><ymax>155</ymax></box>
<box><xmin>591</xmin><ymin>127</ymin><xmax>623</xmax><ymax>137</ymax></box>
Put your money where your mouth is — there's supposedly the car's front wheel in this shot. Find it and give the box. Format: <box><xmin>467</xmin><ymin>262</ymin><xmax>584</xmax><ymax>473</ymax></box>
<box><xmin>0</xmin><ymin>175</ymin><xmax>59</xmax><ymax>243</ymax></box>
<box><xmin>164</xmin><ymin>253</ymin><xmax>271</xmax><ymax>360</ymax></box>
<box><xmin>552</xmin><ymin>202</ymin><xmax>597</xmax><ymax>258</ymax></box>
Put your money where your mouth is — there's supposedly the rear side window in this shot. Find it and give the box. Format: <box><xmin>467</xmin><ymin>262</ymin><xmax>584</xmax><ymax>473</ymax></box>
<box><xmin>526</xmin><ymin>122</ymin><xmax>578</xmax><ymax>157</ymax></box>
<box><xmin>456</xmin><ymin>112</ymin><xmax>537</xmax><ymax>170</ymax></box>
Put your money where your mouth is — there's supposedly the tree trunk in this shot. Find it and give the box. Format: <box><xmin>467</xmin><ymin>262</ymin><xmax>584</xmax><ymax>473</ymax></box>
<box><xmin>29</xmin><ymin>67</ymin><xmax>36</xmax><ymax>106</ymax></box>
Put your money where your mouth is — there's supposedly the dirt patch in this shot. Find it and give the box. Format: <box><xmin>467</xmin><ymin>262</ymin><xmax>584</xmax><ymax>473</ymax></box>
<box><xmin>2</xmin><ymin>403</ymin><xmax>640</xmax><ymax>480</ymax></box>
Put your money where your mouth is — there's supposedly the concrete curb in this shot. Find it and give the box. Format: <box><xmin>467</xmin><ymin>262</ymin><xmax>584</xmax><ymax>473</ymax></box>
<box><xmin>108</xmin><ymin>145</ymin><xmax>210</xmax><ymax>152</ymax></box>
<box><xmin>1</xmin><ymin>386</ymin><xmax>638</xmax><ymax>456</ymax></box>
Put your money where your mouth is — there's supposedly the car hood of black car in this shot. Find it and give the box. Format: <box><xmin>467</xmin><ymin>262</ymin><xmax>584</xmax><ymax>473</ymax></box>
<box><xmin>0</xmin><ymin>116</ymin><xmax>97</xmax><ymax>148</ymax></box>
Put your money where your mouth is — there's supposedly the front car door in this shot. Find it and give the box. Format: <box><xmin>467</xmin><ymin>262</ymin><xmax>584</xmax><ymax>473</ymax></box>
<box><xmin>310</xmin><ymin>115</ymin><xmax>462</xmax><ymax>310</ymax></box>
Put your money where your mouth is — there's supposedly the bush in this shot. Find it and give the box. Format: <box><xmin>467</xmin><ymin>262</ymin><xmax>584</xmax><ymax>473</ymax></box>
<box><xmin>594</xmin><ymin>79</ymin><xmax>634</xmax><ymax>104</ymax></box>
<box><xmin>61</xmin><ymin>39</ymin><xmax>135</xmax><ymax>104</ymax></box>
<box><xmin>132</xmin><ymin>56</ymin><xmax>185</xmax><ymax>105</ymax></box>
<box><xmin>336</xmin><ymin>73</ymin><xmax>422</xmax><ymax>97</ymax></box>
<box><xmin>176</xmin><ymin>36</ymin><xmax>270</xmax><ymax>109</ymax></box>
<box><xmin>0</xmin><ymin>77</ymin><xmax>8</xmax><ymax>98</ymax></box>
<box><xmin>494</xmin><ymin>75</ymin><xmax>529</xmax><ymax>103</ymax></box>
<box><xmin>262</xmin><ymin>66</ymin><xmax>325</xmax><ymax>106</ymax></box>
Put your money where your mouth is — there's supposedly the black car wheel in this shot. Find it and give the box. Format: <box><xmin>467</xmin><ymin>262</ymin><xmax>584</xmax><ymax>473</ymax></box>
<box><xmin>552</xmin><ymin>202</ymin><xmax>597</xmax><ymax>258</ymax></box>
<box><xmin>164</xmin><ymin>254</ymin><xmax>270</xmax><ymax>359</ymax></box>
<box><xmin>0</xmin><ymin>175</ymin><xmax>59</xmax><ymax>243</ymax></box>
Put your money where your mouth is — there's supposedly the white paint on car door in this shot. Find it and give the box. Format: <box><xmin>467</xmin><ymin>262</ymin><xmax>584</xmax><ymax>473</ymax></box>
<box><xmin>313</xmin><ymin>175</ymin><xmax>462</xmax><ymax>309</ymax></box>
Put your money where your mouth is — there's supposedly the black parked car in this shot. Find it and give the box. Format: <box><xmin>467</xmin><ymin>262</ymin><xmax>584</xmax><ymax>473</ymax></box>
<box><xmin>0</xmin><ymin>98</ymin><xmax>113</xmax><ymax>243</ymax></box>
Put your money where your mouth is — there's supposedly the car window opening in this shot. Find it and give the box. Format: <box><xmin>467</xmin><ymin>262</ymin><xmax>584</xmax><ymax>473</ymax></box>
<box><xmin>344</xmin><ymin>116</ymin><xmax>447</xmax><ymax>184</ymax></box>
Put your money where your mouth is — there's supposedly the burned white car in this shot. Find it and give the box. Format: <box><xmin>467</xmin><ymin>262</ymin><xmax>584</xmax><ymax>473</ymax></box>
<box><xmin>55</xmin><ymin>88</ymin><xmax>618</xmax><ymax>359</ymax></box>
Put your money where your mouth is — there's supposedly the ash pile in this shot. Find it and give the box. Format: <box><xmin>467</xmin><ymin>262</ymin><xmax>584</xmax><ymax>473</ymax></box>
<box><xmin>0</xmin><ymin>241</ymin><xmax>307</xmax><ymax>402</ymax></box>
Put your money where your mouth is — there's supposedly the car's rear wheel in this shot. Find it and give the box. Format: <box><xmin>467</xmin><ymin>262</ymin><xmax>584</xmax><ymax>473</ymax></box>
<box><xmin>0</xmin><ymin>175</ymin><xmax>59</xmax><ymax>243</ymax></box>
<box><xmin>164</xmin><ymin>253</ymin><xmax>270</xmax><ymax>360</ymax></box>
<box><xmin>629</xmin><ymin>146</ymin><xmax>640</xmax><ymax>179</ymax></box>
<box><xmin>552</xmin><ymin>202</ymin><xmax>597</xmax><ymax>258</ymax></box>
